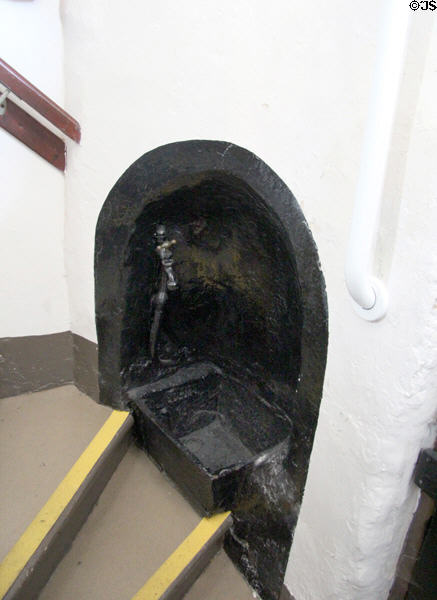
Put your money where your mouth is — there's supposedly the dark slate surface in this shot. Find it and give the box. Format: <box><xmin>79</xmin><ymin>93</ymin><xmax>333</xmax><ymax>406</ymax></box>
<box><xmin>95</xmin><ymin>140</ymin><xmax>328</xmax><ymax>600</ymax></box>
<box><xmin>0</xmin><ymin>332</ymin><xmax>73</xmax><ymax>398</ymax></box>
<box><xmin>73</xmin><ymin>332</ymin><xmax>99</xmax><ymax>401</ymax></box>
<box><xmin>130</xmin><ymin>366</ymin><xmax>292</xmax><ymax>515</ymax></box>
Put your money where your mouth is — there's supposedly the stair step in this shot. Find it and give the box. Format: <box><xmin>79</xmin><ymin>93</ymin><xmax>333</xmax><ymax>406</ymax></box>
<box><xmin>1</xmin><ymin>386</ymin><xmax>257</xmax><ymax>599</ymax></box>
<box><xmin>132</xmin><ymin>510</ymin><xmax>232</xmax><ymax>600</ymax></box>
<box><xmin>40</xmin><ymin>444</ymin><xmax>202</xmax><ymax>599</ymax></box>
<box><xmin>0</xmin><ymin>387</ymin><xmax>132</xmax><ymax>600</ymax></box>
<box><xmin>185</xmin><ymin>549</ymin><xmax>255</xmax><ymax>600</ymax></box>
<box><xmin>0</xmin><ymin>385</ymin><xmax>113</xmax><ymax>563</ymax></box>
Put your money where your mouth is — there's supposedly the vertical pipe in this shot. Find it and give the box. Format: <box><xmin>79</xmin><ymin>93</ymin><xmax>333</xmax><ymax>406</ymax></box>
<box><xmin>345</xmin><ymin>0</ymin><xmax>410</xmax><ymax>321</ymax></box>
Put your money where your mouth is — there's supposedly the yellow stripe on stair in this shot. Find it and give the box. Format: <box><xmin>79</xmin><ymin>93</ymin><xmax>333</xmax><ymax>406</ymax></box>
<box><xmin>132</xmin><ymin>511</ymin><xmax>231</xmax><ymax>600</ymax></box>
<box><xmin>0</xmin><ymin>410</ymin><xmax>130</xmax><ymax>599</ymax></box>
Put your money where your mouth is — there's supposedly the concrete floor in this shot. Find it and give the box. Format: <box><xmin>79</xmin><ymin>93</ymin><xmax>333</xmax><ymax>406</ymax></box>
<box><xmin>1</xmin><ymin>385</ymin><xmax>255</xmax><ymax>599</ymax></box>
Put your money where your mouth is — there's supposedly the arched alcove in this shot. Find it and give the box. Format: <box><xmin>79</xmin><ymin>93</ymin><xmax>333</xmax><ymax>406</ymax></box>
<box><xmin>95</xmin><ymin>140</ymin><xmax>328</xmax><ymax>600</ymax></box>
<box><xmin>122</xmin><ymin>173</ymin><xmax>302</xmax><ymax>400</ymax></box>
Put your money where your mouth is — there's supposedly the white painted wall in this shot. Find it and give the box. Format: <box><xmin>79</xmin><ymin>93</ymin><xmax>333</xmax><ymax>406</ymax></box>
<box><xmin>61</xmin><ymin>2</ymin><xmax>437</xmax><ymax>598</ymax></box>
<box><xmin>0</xmin><ymin>0</ymin><xmax>69</xmax><ymax>336</ymax></box>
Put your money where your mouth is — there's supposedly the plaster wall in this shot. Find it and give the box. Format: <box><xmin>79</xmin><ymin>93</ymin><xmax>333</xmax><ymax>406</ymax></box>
<box><xmin>61</xmin><ymin>2</ymin><xmax>437</xmax><ymax>598</ymax></box>
<box><xmin>0</xmin><ymin>0</ymin><xmax>69</xmax><ymax>336</ymax></box>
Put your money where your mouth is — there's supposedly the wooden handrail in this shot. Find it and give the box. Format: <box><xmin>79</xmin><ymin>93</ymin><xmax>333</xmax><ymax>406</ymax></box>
<box><xmin>0</xmin><ymin>58</ymin><xmax>80</xmax><ymax>142</ymax></box>
<box><xmin>0</xmin><ymin>58</ymin><xmax>81</xmax><ymax>171</ymax></box>
<box><xmin>1</xmin><ymin>99</ymin><xmax>66</xmax><ymax>171</ymax></box>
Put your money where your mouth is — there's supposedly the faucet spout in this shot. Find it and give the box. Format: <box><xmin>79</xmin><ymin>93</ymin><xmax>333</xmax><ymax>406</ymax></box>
<box><xmin>155</xmin><ymin>226</ymin><xmax>178</xmax><ymax>290</ymax></box>
<box><xmin>149</xmin><ymin>225</ymin><xmax>178</xmax><ymax>359</ymax></box>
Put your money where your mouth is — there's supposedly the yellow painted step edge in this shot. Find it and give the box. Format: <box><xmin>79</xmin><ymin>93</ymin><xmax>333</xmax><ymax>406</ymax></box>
<box><xmin>132</xmin><ymin>511</ymin><xmax>231</xmax><ymax>600</ymax></box>
<box><xmin>0</xmin><ymin>409</ymin><xmax>130</xmax><ymax>598</ymax></box>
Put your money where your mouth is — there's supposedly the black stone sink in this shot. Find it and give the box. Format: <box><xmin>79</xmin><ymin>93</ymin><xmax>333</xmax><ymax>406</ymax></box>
<box><xmin>95</xmin><ymin>141</ymin><xmax>329</xmax><ymax>599</ymax></box>
<box><xmin>128</xmin><ymin>362</ymin><xmax>291</xmax><ymax>515</ymax></box>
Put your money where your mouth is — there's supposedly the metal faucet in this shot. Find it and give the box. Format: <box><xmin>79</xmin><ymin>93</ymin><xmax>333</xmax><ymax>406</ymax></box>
<box><xmin>155</xmin><ymin>225</ymin><xmax>178</xmax><ymax>290</ymax></box>
<box><xmin>149</xmin><ymin>225</ymin><xmax>178</xmax><ymax>359</ymax></box>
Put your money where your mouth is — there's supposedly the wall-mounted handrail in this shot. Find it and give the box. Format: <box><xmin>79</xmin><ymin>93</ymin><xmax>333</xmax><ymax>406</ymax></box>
<box><xmin>345</xmin><ymin>0</ymin><xmax>410</xmax><ymax>321</ymax></box>
<box><xmin>0</xmin><ymin>58</ymin><xmax>80</xmax><ymax>171</ymax></box>
<box><xmin>0</xmin><ymin>58</ymin><xmax>80</xmax><ymax>142</ymax></box>
<box><xmin>1</xmin><ymin>96</ymin><xmax>66</xmax><ymax>171</ymax></box>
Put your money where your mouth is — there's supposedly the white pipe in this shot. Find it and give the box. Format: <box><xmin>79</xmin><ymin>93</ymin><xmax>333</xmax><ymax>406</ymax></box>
<box><xmin>345</xmin><ymin>0</ymin><xmax>410</xmax><ymax>321</ymax></box>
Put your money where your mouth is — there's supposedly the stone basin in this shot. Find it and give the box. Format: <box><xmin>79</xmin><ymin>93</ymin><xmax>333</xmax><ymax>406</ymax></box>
<box><xmin>128</xmin><ymin>362</ymin><xmax>291</xmax><ymax>515</ymax></box>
